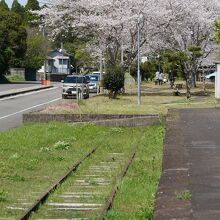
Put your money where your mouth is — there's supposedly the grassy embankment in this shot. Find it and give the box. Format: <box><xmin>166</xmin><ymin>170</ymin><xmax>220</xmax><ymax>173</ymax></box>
<box><xmin>0</xmin><ymin>122</ymin><xmax>164</xmax><ymax>219</ymax></box>
<box><xmin>5</xmin><ymin>74</ymin><xmax>25</xmax><ymax>82</ymax></box>
<box><xmin>0</xmin><ymin>74</ymin><xmax>25</xmax><ymax>83</ymax></box>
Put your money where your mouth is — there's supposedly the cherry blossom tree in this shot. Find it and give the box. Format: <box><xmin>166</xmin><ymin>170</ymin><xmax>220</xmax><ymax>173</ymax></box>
<box><xmin>155</xmin><ymin>0</ymin><xmax>220</xmax><ymax>97</ymax></box>
<box><xmin>37</xmin><ymin>0</ymin><xmax>162</xmax><ymax>68</ymax></box>
<box><xmin>37</xmin><ymin>0</ymin><xmax>220</xmax><ymax>97</ymax></box>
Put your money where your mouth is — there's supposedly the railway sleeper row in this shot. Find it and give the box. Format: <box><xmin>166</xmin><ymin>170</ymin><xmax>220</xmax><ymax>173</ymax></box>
<box><xmin>6</xmin><ymin>147</ymin><xmax>135</xmax><ymax>220</ymax></box>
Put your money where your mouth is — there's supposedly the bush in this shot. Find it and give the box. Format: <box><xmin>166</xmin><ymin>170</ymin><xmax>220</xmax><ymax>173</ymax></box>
<box><xmin>0</xmin><ymin>74</ymin><xmax>9</xmax><ymax>84</ymax></box>
<box><xmin>6</xmin><ymin>74</ymin><xmax>25</xmax><ymax>82</ymax></box>
<box><xmin>103</xmin><ymin>65</ymin><xmax>125</xmax><ymax>99</ymax></box>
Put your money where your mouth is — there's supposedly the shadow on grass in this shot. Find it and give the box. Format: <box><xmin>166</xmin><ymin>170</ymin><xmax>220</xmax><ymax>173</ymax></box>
<box><xmin>125</xmin><ymin>92</ymin><xmax>213</xmax><ymax>97</ymax></box>
<box><xmin>123</xmin><ymin>92</ymin><xmax>177</xmax><ymax>97</ymax></box>
<box><xmin>123</xmin><ymin>89</ymin><xmax>213</xmax><ymax>97</ymax></box>
<box><xmin>190</xmin><ymin>91</ymin><xmax>214</xmax><ymax>97</ymax></box>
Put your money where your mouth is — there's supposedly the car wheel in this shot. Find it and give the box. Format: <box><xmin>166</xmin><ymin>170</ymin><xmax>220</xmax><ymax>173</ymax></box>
<box><xmin>84</xmin><ymin>93</ymin><xmax>89</xmax><ymax>99</ymax></box>
<box><xmin>62</xmin><ymin>94</ymin><xmax>67</xmax><ymax>99</ymax></box>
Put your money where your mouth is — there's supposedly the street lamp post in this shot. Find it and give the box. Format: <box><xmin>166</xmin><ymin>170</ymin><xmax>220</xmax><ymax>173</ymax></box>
<box><xmin>137</xmin><ymin>18</ymin><xmax>141</xmax><ymax>105</ymax></box>
<box><xmin>99</xmin><ymin>49</ymin><xmax>103</xmax><ymax>94</ymax></box>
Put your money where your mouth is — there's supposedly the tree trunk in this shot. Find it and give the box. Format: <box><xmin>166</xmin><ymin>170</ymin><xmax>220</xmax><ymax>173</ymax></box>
<box><xmin>203</xmin><ymin>76</ymin><xmax>206</xmax><ymax>93</ymax></box>
<box><xmin>113</xmin><ymin>91</ymin><xmax>117</xmax><ymax>99</ymax></box>
<box><xmin>186</xmin><ymin>79</ymin><xmax>191</xmax><ymax>99</ymax></box>
<box><xmin>192</xmin><ymin>73</ymin><xmax>196</xmax><ymax>88</ymax></box>
<box><xmin>184</xmin><ymin>62</ymin><xmax>193</xmax><ymax>99</ymax></box>
<box><xmin>186</xmin><ymin>72</ymin><xmax>192</xmax><ymax>99</ymax></box>
<box><xmin>201</xmin><ymin>69</ymin><xmax>206</xmax><ymax>93</ymax></box>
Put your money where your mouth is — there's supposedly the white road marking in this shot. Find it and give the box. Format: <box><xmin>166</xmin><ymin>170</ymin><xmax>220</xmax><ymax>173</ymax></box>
<box><xmin>0</xmin><ymin>87</ymin><xmax>60</xmax><ymax>101</ymax></box>
<box><xmin>0</xmin><ymin>98</ymin><xmax>61</xmax><ymax>120</ymax></box>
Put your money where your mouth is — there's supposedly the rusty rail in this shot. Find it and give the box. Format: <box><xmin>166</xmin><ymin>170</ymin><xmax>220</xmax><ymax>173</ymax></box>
<box><xmin>18</xmin><ymin>147</ymin><xmax>97</xmax><ymax>220</ymax></box>
<box><xmin>98</xmin><ymin>147</ymin><xmax>137</xmax><ymax>220</ymax></box>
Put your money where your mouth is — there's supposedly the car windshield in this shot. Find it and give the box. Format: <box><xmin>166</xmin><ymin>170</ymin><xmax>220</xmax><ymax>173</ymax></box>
<box><xmin>86</xmin><ymin>75</ymin><xmax>99</xmax><ymax>81</ymax></box>
<box><xmin>64</xmin><ymin>76</ymin><xmax>86</xmax><ymax>83</ymax></box>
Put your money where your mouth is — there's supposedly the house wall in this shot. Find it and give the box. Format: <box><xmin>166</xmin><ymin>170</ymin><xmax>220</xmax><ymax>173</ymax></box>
<box><xmin>54</xmin><ymin>55</ymin><xmax>69</xmax><ymax>74</ymax></box>
<box><xmin>9</xmin><ymin>68</ymin><xmax>25</xmax><ymax>78</ymax></box>
<box><xmin>48</xmin><ymin>50</ymin><xmax>70</xmax><ymax>74</ymax></box>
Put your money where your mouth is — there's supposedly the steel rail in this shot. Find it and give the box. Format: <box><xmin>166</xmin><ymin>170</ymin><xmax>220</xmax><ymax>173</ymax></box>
<box><xmin>98</xmin><ymin>147</ymin><xmax>137</xmax><ymax>220</ymax></box>
<box><xmin>18</xmin><ymin>147</ymin><xmax>97</xmax><ymax>220</ymax></box>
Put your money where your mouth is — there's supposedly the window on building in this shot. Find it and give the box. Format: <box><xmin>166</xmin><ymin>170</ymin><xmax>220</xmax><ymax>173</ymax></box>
<box><xmin>59</xmin><ymin>59</ymin><xmax>68</xmax><ymax>65</ymax></box>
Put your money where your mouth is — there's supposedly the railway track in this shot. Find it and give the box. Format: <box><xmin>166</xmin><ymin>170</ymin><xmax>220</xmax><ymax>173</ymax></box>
<box><xmin>14</xmin><ymin>146</ymin><xmax>136</xmax><ymax>220</ymax></box>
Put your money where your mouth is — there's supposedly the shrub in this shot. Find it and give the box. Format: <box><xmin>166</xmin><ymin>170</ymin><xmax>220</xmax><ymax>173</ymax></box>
<box><xmin>103</xmin><ymin>65</ymin><xmax>125</xmax><ymax>99</ymax></box>
<box><xmin>6</xmin><ymin>74</ymin><xmax>25</xmax><ymax>82</ymax></box>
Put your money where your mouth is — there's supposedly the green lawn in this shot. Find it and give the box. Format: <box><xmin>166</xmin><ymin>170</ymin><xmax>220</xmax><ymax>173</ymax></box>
<box><xmin>0</xmin><ymin>122</ymin><xmax>164</xmax><ymax>219</ymax></box>
<box><xmin>106</xmin><ymin>125</ymin><xmax>164</xmax><ymax>220</ymax></box>
<box><xmin>40</xmin><ymin>81</ymin><xmax>218</xmax><ymax>115</ymax></box>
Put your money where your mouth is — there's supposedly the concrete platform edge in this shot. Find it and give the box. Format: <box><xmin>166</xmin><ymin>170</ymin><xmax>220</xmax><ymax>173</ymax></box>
<box><xmin>153</xmin><ymin>109</ymin><xmax>193</xmax><ymax>220</ymax></box>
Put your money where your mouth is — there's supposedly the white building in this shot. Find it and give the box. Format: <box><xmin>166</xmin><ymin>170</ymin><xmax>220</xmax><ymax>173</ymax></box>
<box><xmin>38</xmin><ymin>49</ymin><xmax>71</xmax><ymax>76</ymax></box>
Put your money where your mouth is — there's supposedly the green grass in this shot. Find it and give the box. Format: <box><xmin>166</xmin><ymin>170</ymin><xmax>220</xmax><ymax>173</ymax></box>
<box><xmin>175</xmin><ymin>191</ymin><xmax>192</xmax><ymax>201</ymax></box>
<box><xmin>40</xmin><ymin>81</ymin><xmax>218</xmax><ymax>115</ymax></box>
<box><xmin>0</xmin><ymin>190</ymin><xmax>7</xmax><ymax>202</ymax></box>
<box><xmin>106</xmin><ymin>125</ymin><xmax>164</xmax><ymax>220</ymax></box>
<box><xmin>0</xmin><ymin>122</ymin><xmax>112</xmax><ymax>218</ymax></box>
<box><xmin>5</xmin><ymin>74</ymin><xmax>25</xmax><ymax>82</ymax></box>
<box><xmin>0</xmin><ymin>122</ymin><xmax>164</xmax><ymax>219</ymax></box>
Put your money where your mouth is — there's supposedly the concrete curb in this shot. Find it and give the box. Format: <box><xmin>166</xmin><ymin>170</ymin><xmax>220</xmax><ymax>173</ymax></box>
<box><xmin>23</xmin><ymin>113</ymin><xmax>162</xmax><ymax>127</ymax></box>
<box><xmin>0</xmin><ymin>85</ymin><xmax>53</xmax><ymax>99</ymax></box>
<box><xmin>85</xmin><ymin>116</ymin><xmax>161</xmax><ymax>127</ymax></box>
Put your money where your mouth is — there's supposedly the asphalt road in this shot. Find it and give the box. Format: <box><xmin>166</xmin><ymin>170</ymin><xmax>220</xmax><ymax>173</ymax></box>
<box><xmin>0</xmin><ymin>86</ymin><xmax>62</xmax><ymax>132</ymax></box>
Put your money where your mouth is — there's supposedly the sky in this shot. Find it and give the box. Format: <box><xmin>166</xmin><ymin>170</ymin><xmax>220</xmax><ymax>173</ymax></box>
<box><xmin>6</xmin><ymin>0</ymin><xmax>46</xmax><ymax>8</ymax></box>
<box><xmin>6</xmin><ymin>0</ymin><xmax>27</xmax><ymax>7</ymax></box>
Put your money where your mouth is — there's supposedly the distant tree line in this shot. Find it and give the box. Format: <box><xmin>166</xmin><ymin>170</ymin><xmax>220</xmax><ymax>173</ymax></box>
<box><xmin>0</xmin><ymin>0</ymin><xmax>45</xmax><ymax>80</ymax></box>
<box><xmin>0</xmin><ymin>0</ymin><xmax>95</xmax><ymax>82</ymax></box>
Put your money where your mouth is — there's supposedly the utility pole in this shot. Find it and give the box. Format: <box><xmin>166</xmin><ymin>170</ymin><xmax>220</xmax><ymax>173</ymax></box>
<box><xmin>42</xmin><ymin>25</ymin><xmax>46</xmax><ymax>81</ymax></box>
<box><xmin>137</xmin><ymin>18</ymin><xmax>141</xmax><ymax>105</ymax></box>
<box><xmin>61</xmin><ymin>42</ymin><xmax>64</xmax><ymax>74</ymax></box>
<box><xmin>100</xmin><ymin>49</ymin><xmax>103</xmax><ymax>94</ymax></box>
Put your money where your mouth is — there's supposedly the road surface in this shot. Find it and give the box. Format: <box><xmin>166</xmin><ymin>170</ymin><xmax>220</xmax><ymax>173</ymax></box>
<box><xmin>0</xmin><ymin>82</ymin><xmax>42</xmax><ymax>92</ymax></box>
<box><xmin>0</xmin><ymin>86</ymin><xmax>62</xmax><ymax>132</ymax></box>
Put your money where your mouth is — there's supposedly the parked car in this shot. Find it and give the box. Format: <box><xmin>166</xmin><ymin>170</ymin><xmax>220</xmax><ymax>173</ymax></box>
<box><xmin>62</xmin><ymin>75</ymin><xmax>89</xmax><ymax>99</ymax></box>
<box><xmin>85</xmin><ymin>74</ymin><xmax>100</xmax><ymax>93</ymax></box>
<box><xmin>205</xmin><ymin>72</ymin><xmax>216</xmax><ymax>82</ymax></box>
<box><xmin>90</xmin><ymin>71</ymin><xmax>105</xmax><ymax>75</ymax></box>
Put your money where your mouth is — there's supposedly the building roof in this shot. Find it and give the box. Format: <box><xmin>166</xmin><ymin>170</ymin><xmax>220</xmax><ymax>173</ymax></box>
<box><xmin>47</xmin><ymin>56</ymin><xmax>54</xmax><ymax>60</ymax></box>
<box><xmin>48</xmin><ymin>49</ymin><xmax>72</xmax><ymax>57</ymax></box>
